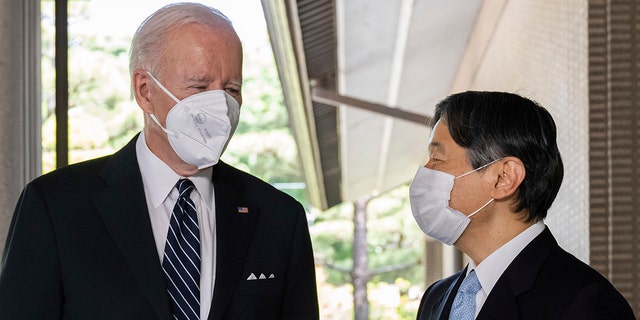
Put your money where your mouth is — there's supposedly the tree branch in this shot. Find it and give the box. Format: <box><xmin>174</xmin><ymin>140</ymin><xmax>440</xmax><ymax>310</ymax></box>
<box><xmin>369</xmin><ymin>260</ymin><xmax>421</xmax><ymax>277</ymax></box>
<box><xmin>315</xmin><ymin>257</ymin><xmax>352</xmax><ymax>274</ymax></box>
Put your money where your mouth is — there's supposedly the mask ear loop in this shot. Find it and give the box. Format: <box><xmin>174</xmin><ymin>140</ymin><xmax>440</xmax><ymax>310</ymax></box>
<box><xmin>146</xmin><ymin>71</ymin><xmax>180</xmax><ymax>103</ymax></box>
<box><xmin>148</xmin><ymin>114</ymin><xmax>178</xmax><ymax>137</ymax></box>
<box><xmin>145</xmin><ymin>71</ymin><xmax>180</xmax><ymax>137</ymax></box>
<box><xmin>466</xmin><ymin>198</ymin><xmax>494</xmax><ymax>218</ymax></box>
<box><xmin>455</xmin><ymin>158</ymin><xmax>503</xmax><ymax>180</ymax></box>
<box><xmin>455</xmin><ymin>158</ymin><xmax>502</xmax><ymax>218</ymax></box>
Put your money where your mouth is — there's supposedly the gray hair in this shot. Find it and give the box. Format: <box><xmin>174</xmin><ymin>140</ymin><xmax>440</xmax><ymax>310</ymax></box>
<box><xmin>129</xmin><ymin>2</ymin><xmax>234</xmax><ymax>78</ymax></box>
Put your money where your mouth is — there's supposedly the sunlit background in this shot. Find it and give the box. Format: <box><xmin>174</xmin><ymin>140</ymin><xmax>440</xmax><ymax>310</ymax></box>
<box><xmin>40</xmin><ymin>1</ymin><xmax>426</xmax><ymax>319</ymax></box>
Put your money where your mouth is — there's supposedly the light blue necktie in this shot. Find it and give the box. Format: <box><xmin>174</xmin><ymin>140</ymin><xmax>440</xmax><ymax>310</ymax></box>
<box><xmin>163</xmin><ymin>179</ymin><xmax>201</xmax><ymax>320</ymax></box>
<box><xmin>449</xmin><ymin>270</ymin><xmax>481</xmax><ymax>320</ymax></box>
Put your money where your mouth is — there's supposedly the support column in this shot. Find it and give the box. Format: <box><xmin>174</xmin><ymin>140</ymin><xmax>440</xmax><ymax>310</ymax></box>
<box><xmin>589</xmin><ymin>0</ymin><xmax>640</xmax><ymax>315</ymax></box>
<box><xmin>0</xmin><ymin>0</ymin><xmax>41</xmax><ymax>253</ymax></box>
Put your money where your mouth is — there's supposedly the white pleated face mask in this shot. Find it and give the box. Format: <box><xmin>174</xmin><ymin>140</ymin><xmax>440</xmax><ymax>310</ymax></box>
<box><xmin>146</xmin><ymin>72</ymin><xmax>240</xmax><ymax>169</ymax></box>
<box><xmin>408</xmin><ymin>159</ymin><xmax>500</xmax><ymax>245</ymax></box>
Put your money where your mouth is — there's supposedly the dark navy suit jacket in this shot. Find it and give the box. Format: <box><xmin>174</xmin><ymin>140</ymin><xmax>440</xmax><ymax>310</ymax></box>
<box><xmin>417</xmin><ymin>227</ymin><xmax>635</xmax><ymax>319</ymax></box>
<box><xmin>0</xmin><ymin>135</ymin><xmax>319</xmax><ymax>319</ymax></box>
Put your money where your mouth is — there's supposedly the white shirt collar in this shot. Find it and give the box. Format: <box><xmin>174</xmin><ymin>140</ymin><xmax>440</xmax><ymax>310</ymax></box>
<box><xmin>135</xmin><ymin>133</ymin><xmax>213</xmax><ymax>210</ymax></box>
<box><xmin>467</xmin><ymin>220</ymin><xmax>546</xmax><ymax>296</ymax></box>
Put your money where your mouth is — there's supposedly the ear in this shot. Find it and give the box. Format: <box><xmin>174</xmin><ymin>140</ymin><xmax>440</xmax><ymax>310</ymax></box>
<box><xmin>491</xmin><ymin>157</ymin><xmax>526</xmax><ymax>200</ymax></box>
<box><xmin>132</xmin><ymin>68</ymin><xmax>154</xmax><ymax>114</ymax></box>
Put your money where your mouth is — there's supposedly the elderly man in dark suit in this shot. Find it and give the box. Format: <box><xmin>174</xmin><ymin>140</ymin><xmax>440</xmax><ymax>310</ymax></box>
<box><xmin>410</xmin><ymin>91</ymin><xmax>634</xmax><ymax>319</ymax></box>
<box><xmin>0</xmin><ymin>3</ymin><xmax>319</xmax><ymax>319</ymax></box>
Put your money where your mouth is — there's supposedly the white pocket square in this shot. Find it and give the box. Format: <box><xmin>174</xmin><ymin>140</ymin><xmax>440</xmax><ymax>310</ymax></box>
<box><xmin>247</xmin><ymin>272</ymin><xmax>276</xmax><ymax>280</ymax></box>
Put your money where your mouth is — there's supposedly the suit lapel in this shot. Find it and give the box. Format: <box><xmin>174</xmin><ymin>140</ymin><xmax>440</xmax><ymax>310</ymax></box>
<box><xmin>209</xmin><ymin>163</ymin><xmax>258</xmax><ymax>320</ymax></box>
<box><xmin>476</xmin><ymin>276</ymin><xmax>519</xmax><ymax>320</ymax></box>
<box><xmin>477</xmin><ymin>227</ymin><xmax>556</xmax><ymax>320</ymax></box>
<box><xmin>418</xmin><ymin>268</ymin><xmax>466</xmax><ymax>320</ymax></box>
<box><xmin>93</xmin><ymin>136</ymin><xmax>171</xmax><ymax>320</ymax></box>
<box><xmin>439</xmin><ymin>269</ymin><xmax>467</xmax><ymax>320</ymax></box>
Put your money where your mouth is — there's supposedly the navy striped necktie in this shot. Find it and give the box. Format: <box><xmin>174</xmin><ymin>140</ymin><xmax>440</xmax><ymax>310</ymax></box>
<box><xmin>163</xmin><ymin>179</ymin><xmax>201</xmax><ymax>320</ymax></box>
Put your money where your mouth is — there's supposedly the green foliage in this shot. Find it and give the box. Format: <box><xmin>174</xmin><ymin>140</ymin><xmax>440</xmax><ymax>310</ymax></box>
<box><xmin>41</xmin><ymin>1</ymin><xmax>141</xmax><ymax>171</ymax></box>
<box><xmin>220</xmin><ymin>42</ymin><xmax>309</xmax><ymax>205</ymax></box>
<box><xmin>311</xmin><ymin>185</ymin><xmax>425</xmax><ymax>287</ymax></box>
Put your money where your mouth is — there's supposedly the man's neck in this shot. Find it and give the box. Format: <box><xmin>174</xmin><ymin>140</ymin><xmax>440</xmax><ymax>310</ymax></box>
<box><xmin>455</xmin><ymin>210</ymin><xmax>534</xmax><ymax>265</ymax></box>
<box><xmin>143</xmin><ymin>127</ymin><xmax>200</xmax><ymax>177</ymax></box>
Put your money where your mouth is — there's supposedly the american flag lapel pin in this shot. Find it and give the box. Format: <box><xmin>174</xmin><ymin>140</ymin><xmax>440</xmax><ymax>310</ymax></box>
<box><xmin>237</xmin><ymin>206</ymin><xmax>249</xmax><ymax>214</ymax></box>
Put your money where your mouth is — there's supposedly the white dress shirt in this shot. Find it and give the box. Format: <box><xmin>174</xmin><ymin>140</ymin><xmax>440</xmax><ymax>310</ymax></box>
<box><xmin>465</xmin><ymin>221</ymin><xmax>545</xmax><ymax>318</ymax></box>
<box><xmin>136</xmin><ymin>133</ymin><xmax>217</xmax><ymax>319</ymax></box>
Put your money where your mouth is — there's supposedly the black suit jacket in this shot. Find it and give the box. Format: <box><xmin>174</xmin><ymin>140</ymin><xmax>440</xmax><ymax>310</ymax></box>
<box><xmin>0</xmin><ymin>135</ymin><xmax>319</xmax><ymax>319</ymax></box>
<box><xmin>417</xmin><ymin>227</ymin><xmax>635</xmax><ymax>319</ymax></box>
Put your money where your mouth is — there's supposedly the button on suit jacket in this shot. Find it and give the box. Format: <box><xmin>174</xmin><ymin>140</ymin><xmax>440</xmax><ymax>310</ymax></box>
<box><xmin>416</xmin><ymin>228</ymin><xmax>635</xmax><ymax>320</ymax></box>
<box><xmin>0</xmin><ymin>135</ymin><xmax>320</xmax><ymax>320</ymax></box>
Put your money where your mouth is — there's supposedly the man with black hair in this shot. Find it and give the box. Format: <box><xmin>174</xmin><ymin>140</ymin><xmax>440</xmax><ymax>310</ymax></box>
<box><xmin>410</xmin><ymin>91</ymin><xmax>634</xmax><ymax>319</ymax></box>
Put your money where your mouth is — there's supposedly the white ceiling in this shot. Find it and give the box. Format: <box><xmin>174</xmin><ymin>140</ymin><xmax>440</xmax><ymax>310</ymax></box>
<box><xmin>336</xmin><ymin>0</ymin><xmax>484</xmax><ymax>202</ymax></box>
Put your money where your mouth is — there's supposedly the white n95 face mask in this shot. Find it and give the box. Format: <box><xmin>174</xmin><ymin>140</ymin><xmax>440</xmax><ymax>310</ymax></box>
<box><xmin>408</xmin><ymin>160</ymin><xmax>499</xmax><ymax>245</ymax></box>
<box><xmin>146</xmin><ymin>72</ymin><xmax>240</xmax><ymax>169</ymax></box>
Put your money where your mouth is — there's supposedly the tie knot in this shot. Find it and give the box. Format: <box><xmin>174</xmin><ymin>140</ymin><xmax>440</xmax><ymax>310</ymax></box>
<box><xmin>460</xmin><ymin>270</ymin><xmax>481</xmax><ymax>294</ymax></box>
<box><xmin>176</xmin><ymin>178</ymin><xmax>195</xmax><ymax>196</ymax></box>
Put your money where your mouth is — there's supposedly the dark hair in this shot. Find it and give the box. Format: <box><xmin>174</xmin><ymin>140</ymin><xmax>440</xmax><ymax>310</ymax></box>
<box><xmin>433</xmin><ymin>91</ymin><xmax>563</xmax><ymax>221</ymax></box>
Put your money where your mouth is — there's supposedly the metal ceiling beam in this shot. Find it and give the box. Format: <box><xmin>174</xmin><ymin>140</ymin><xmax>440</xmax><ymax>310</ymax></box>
<box><xmin>311</xmin><ymin>85</ymin><xmax>431</xmax><ymax>126</ymax></box>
